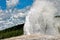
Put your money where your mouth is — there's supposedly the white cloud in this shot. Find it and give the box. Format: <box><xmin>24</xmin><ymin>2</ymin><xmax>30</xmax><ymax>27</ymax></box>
<box><xmin>0</xmin><ymin>6</ymin><xmax>31</xmax><ymax>30</ymax></box>
<box><xmin>0</xmin><ymin>9</ymin><xmax>3</xmax><ymax>13</ymax></box>
<box><xmin>6</xmin><ymin>0</ymin><xmax>19</xmax><ymax>8</ymax></box>
<box><xmin>13</xmin><ymin>11</ymin><xmax>27</xmax><ymax>18</ymax></box>
<box><xmin>0</xmin><ymin>1</ymin><xmax>31</xmax><ymax>30</ymax></box>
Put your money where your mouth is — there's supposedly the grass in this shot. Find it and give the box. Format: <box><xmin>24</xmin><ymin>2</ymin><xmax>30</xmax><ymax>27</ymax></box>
<box><xmin>0</xmin><ymin>24</ymin><xmax>24</xmax><ymax>39</ymax></box>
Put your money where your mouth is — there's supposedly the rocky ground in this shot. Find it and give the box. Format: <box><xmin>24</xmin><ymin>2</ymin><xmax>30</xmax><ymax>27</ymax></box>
<box><xmin>2</xmin><ymin>34</ymin><xmax>60</xmax><ymax>40</ymax></box>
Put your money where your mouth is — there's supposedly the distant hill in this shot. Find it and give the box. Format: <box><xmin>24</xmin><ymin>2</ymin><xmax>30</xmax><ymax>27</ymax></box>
<box><xmin>0</xmin><ymin>24</ymin><xmax>24</xmax><ymax>39</ymax></box>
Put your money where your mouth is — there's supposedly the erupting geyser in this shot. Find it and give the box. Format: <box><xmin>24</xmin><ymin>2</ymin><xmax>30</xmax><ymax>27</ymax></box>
<box><xmin>24</xmin><ymin>0</ymin><xmax>60</xmax><ymax>35</ymax></box>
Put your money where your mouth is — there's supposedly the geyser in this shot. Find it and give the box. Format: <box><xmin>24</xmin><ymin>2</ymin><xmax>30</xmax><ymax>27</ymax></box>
<box><xmin>24</xmin><ymin>0</ymin><xmax>60</xmax><ymax>35</ymax></box>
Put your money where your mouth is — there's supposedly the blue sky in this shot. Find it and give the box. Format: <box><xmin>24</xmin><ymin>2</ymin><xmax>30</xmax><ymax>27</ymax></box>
<box><xmin>0</xmin><ymin>0</ymin><xmax>34</xmax><ymax>10</ymax></box>
<box><xmin>0</xmin><ymin>0</ymin><xmax>6</xmax><ymax>10</ymax></box>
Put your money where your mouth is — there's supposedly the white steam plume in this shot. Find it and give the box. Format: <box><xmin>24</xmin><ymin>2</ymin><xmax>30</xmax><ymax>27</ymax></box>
<box><xmin>24</xmin><ymin>0</ymin><xmax>60</xmax><ymax>35</ymax></box>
